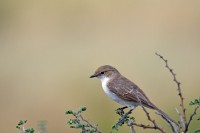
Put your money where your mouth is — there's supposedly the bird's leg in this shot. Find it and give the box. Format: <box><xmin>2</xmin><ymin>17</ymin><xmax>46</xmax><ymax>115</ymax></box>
<box><xmin>119</xmin><ymin>106</ymin><xmax>128</xmax><ymax>110</ymax></box>
<box><xmin>116</xmin><ymin>106</ymin><xmax>128</xmax><ymax>116</ymax></box>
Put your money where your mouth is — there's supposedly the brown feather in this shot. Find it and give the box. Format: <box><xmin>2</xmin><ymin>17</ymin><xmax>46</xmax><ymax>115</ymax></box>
<box><xmin>107</xmin><ymin>74</ymin><xmax>155</xmax><ymax>109</ymax></box>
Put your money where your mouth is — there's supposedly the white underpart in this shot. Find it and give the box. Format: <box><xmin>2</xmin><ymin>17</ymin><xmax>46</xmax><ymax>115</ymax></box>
<box><xmin>99</xmin><ymin>76</ymin><xmax>137</xmax><ymax>109</ymax></box>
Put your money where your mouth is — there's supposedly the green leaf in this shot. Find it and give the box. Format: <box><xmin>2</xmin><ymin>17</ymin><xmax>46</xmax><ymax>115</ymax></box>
<box><xmin>75</xmin><ymin>123</ymin><xmax>83</xmax><ymax>128</ymax></box>
<box><xmin>78</xmin><ymin>107</ymin><xmax>87</xmax><ymax>113</ymax></box>
<box><xmin>18</xmin><ymin>120</ymin><xmax>24</xmax><ymax>125</ymax></box>
<box><xmin>195</xmin><ymin>129</ymin><xmax>200</xmax><ymax>133</ymax></box>
<box><xmin>25</xmin><ymin>128</ymin><xmax>34</xmax><ymax>133</ymax></box>
<box><xmin>16</xmin><ymin>125</ymin><xmax>20</xmax><ymax>129</ymax></box>
<box><xmin>65</xmin><ymin>107</ymin><xmax>100</xmax><ymax>133</ymax></box>
<box><xmin>65</xmin><ymin>110</ymin><xmax>74</xmax><ymax>115</ymax></box>
<box><xmin>190</xmin><ymin>97</ymin><xmax>200</xmax><ymax>105</ymax></box>
<box><xmin>112</xmin><ymin>124</ymin><xmax>119</xmax><ymax>130</ymax></box>
<box><xmin>67</xmin><ymin>119</ymin><xmax>74</xmax><ymax>125</ymax></box>
<box><xmin>80</xmin><ymin>107</ymin><xmax>87</xmax><ymax>112</ymax></box>
<box><xmin>115</xmin><ymin>108</ymin><xmax>125</xmax><ymax>116</ymax></box>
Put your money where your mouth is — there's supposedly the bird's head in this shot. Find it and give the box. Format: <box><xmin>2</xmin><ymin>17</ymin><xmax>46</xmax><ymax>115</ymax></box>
<box><xmin>90</xmin><ymin>65</ymin><xmax>120</xmax><ymax>80</ymax></box>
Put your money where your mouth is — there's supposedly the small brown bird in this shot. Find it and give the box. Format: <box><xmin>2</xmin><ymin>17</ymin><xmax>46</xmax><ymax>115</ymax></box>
<box><xmin>90</xmin><ymin>65</ymin><xmax>177</xmax><ymax>125</ymax></box>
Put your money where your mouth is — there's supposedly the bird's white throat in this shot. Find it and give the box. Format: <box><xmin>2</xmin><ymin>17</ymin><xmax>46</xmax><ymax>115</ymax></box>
<box><xmin>100</xmin><ymin>77</ymin><xmax>110</xmax><ymax>89</ymax></box>
<box><xmin>99</xmin><ymin>76</ymin><xmax>114</xmax><ymax>101</ymax></box>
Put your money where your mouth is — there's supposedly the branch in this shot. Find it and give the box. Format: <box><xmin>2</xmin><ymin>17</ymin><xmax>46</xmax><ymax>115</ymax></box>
<box><xmin>122</xmin><ymin>109</ymin><xmax>135</xmax><ymax>133</ymax></box>
<box><xmin>123</xmin><ymin>110</ymin><xmax>136</xmax><ymax>133</ymax></box>
<box><xmin>16</xmin><ymin>120</ymin><xmax>35</xmax><ymax>133</ymax></box>
<box><xmin>113</xmin><ymin>107</ymin><xmax>135</xmax><ymax>132</ymax></box>
<box><xmin>155</xmin><ymin>53</ymin><xmax>186</xmax><ymax>126</ymax></box>
<box><xmin>118</xmin><ymin>108</ymin><xmax>133</xmax><ymax>123</ymax></box>
<box><xmin>184</xmin><ymin>106</ymin><xmax>199</xmax><ymax>132</ymax></box>
<box><xmin>129</xmin><ymin>124</ymin><xmax>136</xmax><ymax>133</ymax></box>
<box><xmin>66</xmin><ymin>107</ymin><xmax>102</xmax><ymax>133</ymax></box>
<box><xmin>115</xmin><ymin>105</ymin><xmax>166</xmax><ymax>133</ymax></box>
<box><xmin>79</xmin><ymin>114</ymin><xmax>102</xmax><ymax>133</ymax></box>
<box><xmin>141</xmin><ymin>105</ymin><xmax>166</xmax><ymax>133</ymax></box>
<box><xmin>135</xmin><ymin>90</ymin><xmax>166</xmax><ymax>133</ymax></box>
<box><xmin>132</xmin><ymin>123</ymin><xmax>159</xmax><ymax>129</ymax></box>
<box><xmin>155</xmin><ymin>111</ymin><xmax>178</xmax><ymax>133</ymax></box>
<box><xmin>175</xmin><ymin>108</ymin><xmax>184</xmax><ymax>131</ymax></box>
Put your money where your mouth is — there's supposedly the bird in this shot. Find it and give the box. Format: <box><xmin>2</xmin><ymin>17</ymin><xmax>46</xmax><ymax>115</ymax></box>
<box><xmin>90</xmin><ymin>65</ymin><xmax>177</xmax><ymax>125</ymax></box>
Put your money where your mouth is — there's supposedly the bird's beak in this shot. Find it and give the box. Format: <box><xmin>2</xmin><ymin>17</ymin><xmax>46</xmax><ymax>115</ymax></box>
<box><xmin>90</xmin><ymin>74</ymin><xmax>97</xmax><ymax>78</ymax></box>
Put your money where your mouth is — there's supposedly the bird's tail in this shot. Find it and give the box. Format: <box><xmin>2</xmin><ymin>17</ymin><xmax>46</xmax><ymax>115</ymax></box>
<box><xmin>154</xmin><ymin>106</ymin><xmax>178</xmax><ymax>126</ymax></box>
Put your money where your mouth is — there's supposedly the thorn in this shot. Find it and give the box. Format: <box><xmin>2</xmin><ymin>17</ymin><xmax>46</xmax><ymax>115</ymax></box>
<box><xmin>174</xmin><ymin>73</ymin><xmax>176</xmax><ymax>76</ymax></box>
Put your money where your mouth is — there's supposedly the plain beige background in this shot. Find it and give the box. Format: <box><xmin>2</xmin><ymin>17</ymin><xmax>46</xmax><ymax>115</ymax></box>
<box><xmin>0</xmin><ymin>1</ymin><xmax>200</xmax><ymax>132</ymax></box>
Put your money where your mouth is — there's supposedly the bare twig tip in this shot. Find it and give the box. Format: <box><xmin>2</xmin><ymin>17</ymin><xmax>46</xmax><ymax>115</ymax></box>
<box><xmin>156</xmin><ymin>53</ymin><xmax>186</xmax><ymax>129</ymax></box>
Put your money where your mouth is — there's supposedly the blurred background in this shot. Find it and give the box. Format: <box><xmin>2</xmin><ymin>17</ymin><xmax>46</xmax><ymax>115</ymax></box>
<box><xmin>0</xmin><ymin>0</ymin><xmax>200</xmax><ymax>132</ymax></box>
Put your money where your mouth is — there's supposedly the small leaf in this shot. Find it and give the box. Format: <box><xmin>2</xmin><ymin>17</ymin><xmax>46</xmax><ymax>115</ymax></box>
<box><xmin>17</xmin><ymin>120</ymin><xmax>27</xmax><ymax>126</ymax></box>
<box><xmin>75</xmin><ymin>123</ymin><xmax>83</xmax><ymax>128</ymax></box>
<box><xmin>115</xmin><ymin>108</ymin><xmax>124</xmax><ymax>116</ymax></box>
<box><xmin>195</xmin><ymin>129</ymin><xmax>200</xmax><ymax>133</ymax></box>
<box><xmin>16</xmin><ymin>125</ymin><xmax>20</xmax><ymax>129</ymax></box>
<box><xmin>78</xmin><ymin>107</ymin><xmax>87</xmax><ymax>113</ymax></box>
<box><xmin>80</xmin><ymin>107</ymin><xmax>87</xmax><ymax>112</ymax></box>
<box><xmin>25</xmin><ymin>128</ymin><xmax>34</xmax><ymax>133</ymax></box>
<box><xmin>190</xmin><ymin>97</ymin><xmax>200</xmax><ymax>105</ymax></box>
<box><xmin>18</xmin><ymin>120</ymin><xmax>23</xmax><ymax>125</ymax></box>
<box><xmin>112</xmin><ymin>125</ymin><xmax>117</xmax><ymax>130</ymax></box>
<box><xmin>65</xmin><ymin>110</ymin><xmax>74</xmax><ymax>115</ymax></box>
<box><xmin>70</xmin><ymin>125</ymin><xmax>75</xmax><ymax>128</ymax></box>
<box><xmin>67</xmin><ymin>119</ymin><xmax>74</xmax><ymax>125</ymax></box>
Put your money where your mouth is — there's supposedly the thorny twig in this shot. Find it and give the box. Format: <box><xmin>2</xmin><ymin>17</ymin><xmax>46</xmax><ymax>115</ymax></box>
<box><xmin>129</xmin><ymin>124</ymin><xmax>136</xmax><ymax>133</ymax></box>
<box><xmin>135</xmin><ymin>90</ymin><xmax>166</xmax><ymax>133</ymax></box>
<box><xmin>185</xmin><ymin>106</ymin><xmax>200</xmax><ymax>132</ymax></box>
<box><xmin>66</xmin><ymin>107</ymin><xmax>102</xmax><ymax>133</ymax></box>
<box><xmin>124</xmin><ymin>109</ymin><xmax>135</xmax><ymax>133</ymax></box>
<box><xmin>115</xmin><ymin>108</ymin><xmax>135</xmax><ymax>133</ymax></box>
<box><xmin>155</xmin><ymin>53</ymin><xmax>186</xmax><ymax>126</ymax></box>
<box><xmin>155</xmin><ymin>111</ymin><xmax>178</xmax><ymax>133</ymax></box>
<box><xmin>122</xmin><ymin>110</ymin><xmax>136</xmax><ymax>133</ymax></box>
<box><xmin>175</xmin><ymin>108</ymin><xmax>184</xmax><ymax>131</ymax></box>
<box><xmin>132</xmin><ymin>123</ymin><xmax>160</xmax><ymax>129</ymax></box>
<box><xmin>79</xmin><ymin>114</ymin><xmax>102</xmax><ymax>133</ymax></box>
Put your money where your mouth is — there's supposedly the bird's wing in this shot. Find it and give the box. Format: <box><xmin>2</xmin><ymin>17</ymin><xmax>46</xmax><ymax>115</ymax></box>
<box><xmin>107</xmin><ymin>76</ymin><xmax>155</xmax><ymax>109</ymax></box>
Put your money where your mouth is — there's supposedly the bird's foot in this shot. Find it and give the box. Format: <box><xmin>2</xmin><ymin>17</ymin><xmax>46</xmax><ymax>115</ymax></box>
<box><xmin>116</xmin><ymin>106</ymin><xmax>128</xmax><ymax>116</ymax></box>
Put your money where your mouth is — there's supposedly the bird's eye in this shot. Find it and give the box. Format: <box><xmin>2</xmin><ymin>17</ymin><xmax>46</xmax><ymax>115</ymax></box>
<box><xmin>100</xmin><ymin>72</ymin><xmax>105</xmax><ymax>75</ymax></box>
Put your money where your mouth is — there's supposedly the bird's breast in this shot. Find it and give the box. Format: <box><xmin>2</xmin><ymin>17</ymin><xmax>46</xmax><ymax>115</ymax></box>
<box><xmin>100</xmin><ymin>77</ymin><xmax>138</xmax><ymax>109</ymax></box>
